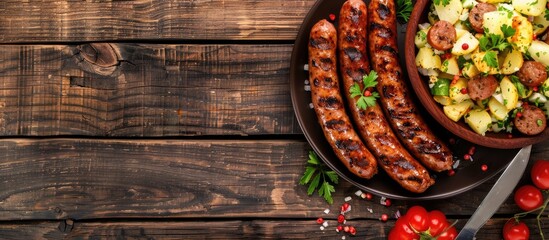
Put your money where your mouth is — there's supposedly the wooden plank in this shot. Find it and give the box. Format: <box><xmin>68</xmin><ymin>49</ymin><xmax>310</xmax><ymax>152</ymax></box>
<box><xmin>0</xmin><ymin>0</ymin><xmax>315</xmax><ymax>43</ymax></box>
<box><xmin>1</xmin><ymin>139</ymin><xmax>548</xmax><ymax>221</ymax></box>
<box><xmin>0</xmin><ymin>218</ymin><xmax>547</xmax><ymax>239</ymax></box>
<box><xmin>0</xmin><ymin>44</ymin><xmax>300</xmax><ymax>136</ymax></box>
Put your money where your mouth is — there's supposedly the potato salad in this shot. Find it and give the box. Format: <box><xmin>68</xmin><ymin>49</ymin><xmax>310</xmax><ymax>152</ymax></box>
<box><xmin>415</xmin><ymin>0</ymin><xmax>549</xmax><ymax>136</ymax></box>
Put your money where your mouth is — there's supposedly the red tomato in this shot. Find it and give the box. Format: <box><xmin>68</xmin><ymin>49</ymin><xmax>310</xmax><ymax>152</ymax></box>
<box><xmin>406</xmin><ymin>205</ymin><xmax>429</xmax><ymax>232</ymax></box>
<box><xmin>514</xmin><ymin>185</ymin><xmax>543</xmax><ymax>211</ymax></box>
<box><xmin>389</xmin><ymin>216</ymin><xmax>419</xmax><ymax>240</ymax></box>
<box><xmin>437</xmin><ymin>226</ymin><xmax>457</xmax><ymax>240</ymax></box>
<box><xmin>503</xmin><ymin>219</ymin><xmax>530</xmax><ymax>240</ymax></box>
<box><xmin>531</xmin><ymin>160</ymin><xmax>549</xmax><ymax>190</ymax></box>
<box><xmin>427</xmin><ymin>210</ymin><xmax>448</xmax><ymax>236</ymax></box>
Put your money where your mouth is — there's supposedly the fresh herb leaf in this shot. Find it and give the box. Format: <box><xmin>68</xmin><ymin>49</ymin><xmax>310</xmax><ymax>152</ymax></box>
<box><xmin>299</xmin><ymin>151</ymin><xmax>339</xmax><ymax>204</ymax></box>
<box><xmin>483</xmin><ymin>51</ymin><xmax>499</xmax><ymax>68</ymax></box>
<box><xmin>501</xmin><ymin>24</ymin><xmax>516</xmax><ymax>38</ymax></box>
<box><xmin>479</xmin><ymin>32</ymin><xmax>512</xmax><ymax>52</ymax></box>
<box><xmin>396</xmin><ymin>0</ymin><xmax>413</xmax><ymax>23</ymax></box>
<box><xmin>349</xmin><ymin>70</ymin><xmax>380</xmax><ymax>110</ymax></box>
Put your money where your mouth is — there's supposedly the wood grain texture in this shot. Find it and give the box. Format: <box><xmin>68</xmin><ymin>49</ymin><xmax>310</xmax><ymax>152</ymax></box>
<box><xmin>1</xmin><ymin>139</ymin><xmax>548</xmax><ymax>221</ymax></box>
<box><xmin>0</xmin><ymin>218</ymin><xmax>548</xmax><ymax>239</ymax></box>
<box><xmin>0</xmin><ymin>0</ymin><xmax>315</xmax><ymax>43</ymax></box>
<box><xmin>0</xmin><ymin>44</ymin><xmax>300</xmax><ymax>136</ymax></box>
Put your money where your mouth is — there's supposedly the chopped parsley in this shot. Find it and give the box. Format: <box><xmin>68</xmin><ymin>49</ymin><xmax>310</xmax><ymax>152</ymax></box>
<box><xmin>349</xmin><ymin>70</ymin><xmax>381</xmax><ymax>110</ymax></box>
<box><xmin>299</xmin><ymin>151</ymin><xmax>339</xmax><ymax>204</ymax></box>
<box><xmin>396</xmin><ymin>0</ymin><xmax>413</xmax><ymax>23</ymax></box>
<box><xmin>434</xmin><ymin>0</ymin><xmax>450</xmax><ymax>7</ymax></box>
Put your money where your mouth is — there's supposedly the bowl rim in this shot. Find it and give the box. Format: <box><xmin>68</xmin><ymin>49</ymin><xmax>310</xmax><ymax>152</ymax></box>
<box><xmin>404</xmin><ymin>0</ymin><xmax>549</xmax><ymax>149</ymax></box>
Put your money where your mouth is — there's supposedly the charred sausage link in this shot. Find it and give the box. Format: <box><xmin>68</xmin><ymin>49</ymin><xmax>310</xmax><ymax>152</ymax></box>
<box><xmin>367</xmin><ymin>0</ymin><xmax>453</xmax><ymax>172</ymax></box>
<box><xmin>309</xmin><ymin>19</ymin><xmax>377</xmax><ymax>179</ymax></box>
<box><xmin>338</xmin><ymin>0</ymin><xmax>433</xmax><ymax>192</ymax></box>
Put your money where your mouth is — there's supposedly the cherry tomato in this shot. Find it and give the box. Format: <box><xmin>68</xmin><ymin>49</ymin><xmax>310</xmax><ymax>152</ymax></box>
<box><xmin>427</xmin><ymin>210</ymin><xmax>448</xmax><ymax>236</ymax></box>
<box><xmin>437</xmin><ymin>226</ymin><xmax>457</xmax><ymax>240</ymax></box>
<box><xmin>513</xmin><ymin>185</ymin><xmax>543</xmax><ymax>211</ymax></box>
<box><xmin>503</xmin><ymin>218</ymin><xmax>530</xmax><ymax>240</ymax></box>
<box><xmin>405</xmin><ymin>205</ymin><xmax>429</xmax><ymax>232</ymax></box>
<box><xmin>531</xmin><ymin>160</ymin><xmax>549</xmax><ymax>190</ymax></box>
<box><xmin>388</xmin><ymin>216</ymin><xmax>418</xmax><ymax>240</ymax></box>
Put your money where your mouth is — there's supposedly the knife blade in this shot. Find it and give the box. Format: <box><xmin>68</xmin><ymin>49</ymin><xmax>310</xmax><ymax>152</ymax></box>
<box><xmin>456</xmin><ymin>145</ymin><xmax>532</xmax><ymax>240</ymax></box>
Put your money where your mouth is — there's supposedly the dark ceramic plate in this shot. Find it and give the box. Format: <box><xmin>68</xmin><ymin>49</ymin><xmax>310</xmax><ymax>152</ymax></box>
<box><xmin>290</xmin><ymin>0</ymin><xmax>521</xmax><ymax>200</ymax></box>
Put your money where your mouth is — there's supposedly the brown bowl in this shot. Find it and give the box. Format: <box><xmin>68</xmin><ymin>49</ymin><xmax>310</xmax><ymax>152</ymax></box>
<box><xmin>404</xmin><ymin>0</ymin><xmax>549</xmax><ymax>149</ymax></box>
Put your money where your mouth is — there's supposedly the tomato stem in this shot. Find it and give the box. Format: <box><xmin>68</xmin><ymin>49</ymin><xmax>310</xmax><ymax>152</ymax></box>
<box><xmin>513</xmin><ymin>190</ymin><xmax>549</xmax><ymax>240</ymax></box>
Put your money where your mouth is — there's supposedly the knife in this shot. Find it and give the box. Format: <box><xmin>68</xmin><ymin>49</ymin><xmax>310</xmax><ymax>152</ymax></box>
<box><xmin>456</xmin><ymin>145</ymin><xmax>532</xmax><ymax>240</ymax></box>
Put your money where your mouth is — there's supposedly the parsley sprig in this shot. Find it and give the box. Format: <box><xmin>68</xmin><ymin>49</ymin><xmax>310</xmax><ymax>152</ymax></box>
<box><xmin>396</xmin><ymin>0</ymin><xmax>413</xmax><ymax>23</ymax></box>
<box><xmin>479</xmin><ymin>24</ymin><xmax>516</xmax><ymax>68</ymax></box>
<box><xmin>349</xmin><ymin>70</ymin><xmax>380</xmax><ymax>110</ymax></box>
<box><xmin>299</xmin><ymin>151</ymin><xmax>339</xmax><ymax>204</ymax></box>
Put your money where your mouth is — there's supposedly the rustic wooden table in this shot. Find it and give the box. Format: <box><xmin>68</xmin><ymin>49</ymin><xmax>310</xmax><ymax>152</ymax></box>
<box><xmin>0</xmin><ymin>0</ymin><xmax>548</xmax><ymax>239</ymax></box>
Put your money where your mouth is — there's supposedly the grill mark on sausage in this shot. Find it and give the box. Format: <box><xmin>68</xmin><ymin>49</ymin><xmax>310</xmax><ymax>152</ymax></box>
<box><xmin>344</xmin><ymin>47</ymin><xmax>362</xmax><ymax>61</ymax></box>
<box><xmin>380</xmin><ymin>45</ymin><xmax>398</xmax><ymax>56</ymax></box>
<box><xmin>335</xmin><ymin>139</ymin><xmax>361</xmax><ymax>151</ymax></box>
<box><xmin>318</xmin><ymin>96</ymin><xmax>343</xmax><ymax>109</ymax></box>
<box><xmin>346</xmin><ymin>68</ymin><xmax>367</xmax><ymax>81</ymax></box>
<box><xmin>325</xmin><ymin>119</ymin><xmax>350</xmax><ymax>132</ymax></box>
<box><xmin>376</xmin><ymin>3</ymin><xmax>391</xmax><ymax>20</ymax></box>
<box><xmin>310</xmin><ymin>38</ymin><xmax>331</xmax><ymax>50</ymax></box>
<box><xmin>350</xmin><ymin>6</ymin><xmax>362</xmax><ymax>23</ymax></box>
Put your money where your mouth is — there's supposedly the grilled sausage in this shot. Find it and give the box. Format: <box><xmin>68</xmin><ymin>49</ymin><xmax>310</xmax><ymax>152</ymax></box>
<box><xmin>514</xmin><ymin>105</ymin><xmax>547</xmax><ymax>135</ymax></box>
<box><xmin>469</xmin><ymin>3</ymin><xmax>497</xmax><ymax>33</ymax></box>
<box><xmin>517</xmin><ymin>61</ymin><xmax>547</xmax><ymax>87</ymax></box>
<box><xmin>368</xmin><ymin>0</ymin><xmax>453</xmax><ymax>172</ymax></box>
<box><xmin>467</xmin><ymin>75</ymin><xmax>498</xmax><ymax>101</ymax></box>
<box><xmin>338</xmin><ymin>0</ymin><xmax>433</xmax><ymax>192</ymax></box>
<box><xmin>427</xmin><ymin>20</ymin><xmax>456</xmax><ymax>51</ymax></box>
<box><xmin>309</xmin><ymin>19</ymin><xmax>377</xmax><ymax>179</ymax></box>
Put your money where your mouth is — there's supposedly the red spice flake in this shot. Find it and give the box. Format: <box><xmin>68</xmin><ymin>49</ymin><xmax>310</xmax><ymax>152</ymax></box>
<box><xmin>468</xmin><ymin>146</ymin><xmax>476</xmax><ymax>155</ymax></box>
<box><xmin>481</xmin><ymin>164</ymin><xmax>488</xmax><ymax>171</ymax></box>
<box><xmin>447</xmin><ymin>169</ymin><xmax>455</xmax><ymax>176</ymax></box>
<box><xmin>441</xmin><ymin>53</ymin><xmax>452</xmax><ymax>60</ymax></box>
<box><xmin>365</xmin><ymin>193</ymin><xmax>373</xmax><ymax>200</ymax></box>
<box><xmin>451</xmin><ymin>74</ymin><xmax>460</xmax><ymax>84</ymax></box>
<box><xmin>343</xmin><ymin>226</ymin><xmax>350</xmax><ymax>233</ymax></box>
<box><xmin>523</xmin><ymin>101</ymin><xmax>529</xmax><ymax>106</ymax></box>
<box><xmin>336</xmin><ymin>225</ymin><xmax>344</xmax><ymax>232</ymax></box>
<box><xmin>364</xmin><ymin>90</ymin><xmax>372</xmax><ymax>96</ymax></box>
<box><xmin>462</xmin><ymin>43</ymin><xmax>469</xmax><ymax>50</ymax></box>
<box><xmin>316</xmin><ymin>218</ymin><xmax>324</xmax><ymax>224</ymax></box>
<box><xmin>384</xmin><ymin>199</ymin><xmax>392</xmax><ymax>207</ymax></box>
<box><xmin>533</xmin><ymin>86</ymin><xmax>539</xmax><ymax>92</ymax></box>
<box><xmin>449</xmin><ymin>138</ymin><xmax>456</xmax><ymax>145</ymax></box>
<box><xmin>337</xmin><ymin>214</ymin><xmax>345</xmax><ymax>223</ymax></box>
<box><xmin>329</xmin><ymin>13</ymin><xmax>336</xmax><ymax>21</ymax></box>
<box><xmin>380</xmin><ymin>213</ymin><xmax>389</xmax><ymax>222</ymax></box>
<box><xmin>464</xmin><ymin>154</ymin><xmax>471</xmax><ymax>160</ymax></box>
<box><xmin>460</xmin><ymin>87</ymin><xmax>468</xmax><ymax>94</ymax></box>
<box><xmin>533</xmin><ymin>34</ymin><xmax>538</xmax><ymax>40</ymax></box>
<box><xmin>516</xmin><ymin>112</ymin><xmax>523</xmax><ymax>118</ymax></box>
<box><xmin>349</xmin><ymin>226</ymin><xmax>357</xmax><ymax>235</ymax></box>
<box><xmin>507</xmin><ymin>134</ymin><xmax>513</xmax><ymax>139</ymax></box>
<box><xmin>341</xmin><ymin>202</ymin><xmax>351</xmax><ymax>213</ymax></box>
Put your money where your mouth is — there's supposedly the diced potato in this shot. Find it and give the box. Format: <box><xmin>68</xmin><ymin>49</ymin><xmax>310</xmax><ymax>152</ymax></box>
<box><xmin>434</xmin><ymin>95</ymin><xmax>453</xmax><ymax>105</ymax></box>
<box><xmin>483</xmin><ymin>11</ymin><xmax>511</xmax><ymax>36</ymax></box>
<box><xmin>434</xmin><ymin>0</ymin><xmax>463</xmax><ymax>24</ymax></box>
<box><xmin>443</xmin><ymin>99</ymin><xmax>474</xmax><ymax>121</ymax></box>
<box><xmin>527</xmin><ymin>40</ymin><xmax>549</xmax><ymax>66</ymax></box>
<box><xmin>449</xmin><ymin>78</ymin><xmax>471</xmax><ymax>103</ymax></box>
<box><xmin>488</xmin><ymin>97</ymin><xmax>509</xmax><ymax>120</ymax></box>
<box><xmin>464</xmin><ymin>108</ymin><xmax>492</xmax><ymax>135</ymax></box>
<box><xmin>415</xmin><ymin>29</ymin><xmax>429</xmax><ymax>48</ymax></box>
<box><xmin>500</xmin><ymin>76</ymin><xmax>519</xmax><ymax>110</ymax></box>
<box><xmin>461</xmin><ymin>62</ymin><xmax>480</xmax><ymax>78</ymax></box>
<box><xmin>500</xmin><ymin>49</ymin><xmax>523</xmax><ymax>74</ymax></box>
<box><xmin>440</xmin><ymin>57</ymin><xmax>460</xmax><ymax>75</ymax></box>
<box><xmin>416</xmin><ymin>47</ymin><xmax>442</xmax><ymax>70</ymax></box>
<box><xmin>513</xmin><ymin>0</ymin><xmax>547</xmax><ymax>16</ymax></box>
<box><xmin>533</xmin><ymin>10</ymin><xmax>549</xmax><ymax>35</ymax></box>
<box><xmin>508</xmin><ymin>15</ymin><xmax>534</xmax><ymax>53</ymax></box>
<box><xmin>471</xmin><ymin>50</ymin><xmax>500</xmax><ymax>74</ymax></box>
<box><xmin>455</xmin><ymin>28</ymin><xmax>468</xmax><ymax>39</ymax></box>
<box><xmin>452</xmin><ymin>31</ymin><xmax>479</xmax><ymax>55</ymax></box>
